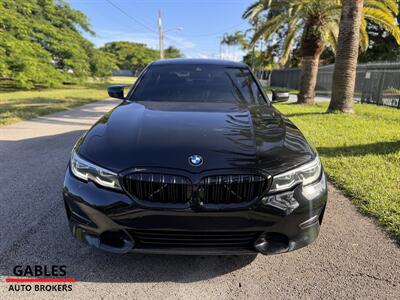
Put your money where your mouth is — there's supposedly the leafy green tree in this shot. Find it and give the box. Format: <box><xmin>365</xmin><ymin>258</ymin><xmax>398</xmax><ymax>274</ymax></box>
<box><xmin>221</xmin><ymin>31</ymin><xmax>279</xmax><ymax>70</ymax></box>
<box><xmin>243</xmin><ymin>50</ymin><xmax>276</xmax><ymax>70</ymax></box>
<box><xmin>164</xmin><ymin>46</ymin><xmax>184</xmax><ymax>59</ymax></box>
<box><xmin>222</xmin><ymin>31</ymin><xmax>250</xmax><ymax>49</ymax></box>
<box><xmin>0</xmin><ymin>0</ymin><xmax>121</xmax><ymax>88</ymax></box>
<box><xmin>101</xmin><ymin>41</ymin><xmax>183</xmax><ymax>72</ymax></box>
<box><xmin>88</xmin><ymin>48</ymin><xmax>117</xmax><ymax>79</ymax></box>
<box><xmin>100</xmin><ymin>41</ymin><xmax>158</xmax><ymax>71</ymax></box>
<box><xmin>0</xmin><ymin>0</ymin><xmax>98</xmax><ymax>88</ymax></box>
<box><xmin>243</xmin><ymin>0</ymin><xmax>400</xmax><ymax>104</ymax></box>
<box><xmin>359</xmin><ymin>4</ymin><xmax>400</xmax><ymax>62</ymax></box>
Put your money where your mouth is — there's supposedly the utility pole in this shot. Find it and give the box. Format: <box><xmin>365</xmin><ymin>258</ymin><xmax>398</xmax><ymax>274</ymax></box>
<box><xmin>158</xmin><ymin>10</ymin><xmax>164</xmax><ymax>59</ymax></box>
<box><xmin>219</xmin><ymin>37</ymin><xmax>222</xmax><ymax>60</ymax></box>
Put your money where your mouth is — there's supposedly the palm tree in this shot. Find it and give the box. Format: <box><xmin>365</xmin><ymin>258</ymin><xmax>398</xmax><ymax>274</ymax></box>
<box><xmin>243</xmin><ymin>0</ymin><xmax>303</xmax><ymax>68</ymax></box>
<box><xmin>243</xmin><ymin>0</ymin><xmax>400</xmax><ymax>104</ymax></box>
<box><xmin>329</xmin><ymin>0</ymin><xmax>400</xmax><ymax>112</ymax></box>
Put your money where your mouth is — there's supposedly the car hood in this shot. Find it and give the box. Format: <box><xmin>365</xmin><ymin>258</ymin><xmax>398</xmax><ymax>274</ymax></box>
<box><xmin>78</xmin><ymin>101</ymin><xmax>314</xmax><ymax>176</ymax></box>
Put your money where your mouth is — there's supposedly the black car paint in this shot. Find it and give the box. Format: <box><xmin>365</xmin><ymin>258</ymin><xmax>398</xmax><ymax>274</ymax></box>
<box><xmin>63</xmin><ymin>59</ymin><xmax>327</xmax><ymax>255</ymax></box>
<box><xmin>78</xmin><ymin>101</ymin><xmax>314</xmax><ymax>176</ymax></box>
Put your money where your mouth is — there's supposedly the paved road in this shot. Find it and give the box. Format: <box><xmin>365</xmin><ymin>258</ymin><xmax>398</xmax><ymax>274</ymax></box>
<box><xmin>266</xmin><ymin>93</ymin><xmax>361</xmax><ymax>104</ymax></box>
<box><xmin>266</xmin><ymin>93</ymin><xmax>331</xmax><ymax>103</ymax></box>
<box><xmin>0</xmin><ymin>100</ymin><xmax>399</xmax><ymax>299</ymax></box>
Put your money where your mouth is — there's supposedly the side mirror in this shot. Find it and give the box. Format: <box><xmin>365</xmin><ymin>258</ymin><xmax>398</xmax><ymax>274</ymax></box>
<box><xmin>107</xmin><ymin>85</ymin><xmax>126</xmax><ymax>99</ymax></box>
<box><xmin>271</xmin><ymin>89</ymin><xmax>290</xmax><ymax>103</ymax></box>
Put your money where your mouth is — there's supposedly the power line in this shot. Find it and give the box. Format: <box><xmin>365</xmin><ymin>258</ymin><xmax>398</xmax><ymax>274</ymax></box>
<box><xmin>102</xmin><ymin>0</ymin><xmax>243</xmax><ymax>57</ymax></box>
<box><xmin>179</xmin><ymin>21</ymin><xmax>248</xmax><ymax>38</ymax></box>
<box><xmin>104</xmin><ymin>0</ymin><xmax>157</xmax><ymax>34</ymax></box>
<box><xmin>104</xmin><ymin>0</ymin><xmax>247</xmax><ymax>39</ymax></box>
<box><xmin>103</xmin><ymin>1</ymin><xmax>184</xmax><ymax>54</ymax></box>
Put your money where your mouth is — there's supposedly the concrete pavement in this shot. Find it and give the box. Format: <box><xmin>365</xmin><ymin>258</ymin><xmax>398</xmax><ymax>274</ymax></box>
<box><xmin>0</xmin><ymin>99</ymin><xmax>399</xmax><ymax>299</ymax></box>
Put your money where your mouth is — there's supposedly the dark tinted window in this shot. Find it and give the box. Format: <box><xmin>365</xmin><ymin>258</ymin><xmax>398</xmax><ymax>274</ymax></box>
<box><xmin>130</xmin><ymin>64</ymin><xmax>266</xmax><ymax>104</ymax></box>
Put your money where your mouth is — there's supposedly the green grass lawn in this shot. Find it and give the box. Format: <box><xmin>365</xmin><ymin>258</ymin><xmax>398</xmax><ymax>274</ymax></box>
<box><xmin>274</xmin><ymin>102</ymin><xmax>400</xmax><ymax>241</ymax></box>
<box><xmin>0</xmin><ymin>76</ymin><xmax>135</xmax><ymax>126</ymax></box>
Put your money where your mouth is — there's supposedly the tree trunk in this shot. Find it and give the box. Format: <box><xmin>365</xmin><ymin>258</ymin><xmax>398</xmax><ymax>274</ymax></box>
<box><xmin>297</xmin><ymin>19</ymin><xmax>325</xmax><ymax>105</ymax></box>
<box><xmin>328</xmin><ymin>0</ymin><xmax>364</xmax><ymax>113</ymax></box>
<box><xmin>297</xmin><ymin>55</ymin><xmax>321</xmax><ymax>104</ymax></box>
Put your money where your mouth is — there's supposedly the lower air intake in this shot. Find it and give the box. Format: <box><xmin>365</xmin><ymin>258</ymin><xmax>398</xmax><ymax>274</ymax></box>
<box><xmin>129</xmin><ymin>230</ymin><xmax>261</xmax><ymax>249</ymax></box>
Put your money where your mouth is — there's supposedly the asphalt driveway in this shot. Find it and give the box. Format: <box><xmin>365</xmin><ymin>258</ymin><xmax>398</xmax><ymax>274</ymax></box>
<box><xmin>0</xmin><ymin>99</ymin><xmax>399</xmax><ymax>299</ymax></box>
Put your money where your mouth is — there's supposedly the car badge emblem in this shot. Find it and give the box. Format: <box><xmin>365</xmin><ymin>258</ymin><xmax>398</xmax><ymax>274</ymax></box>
<box><xmin>188</xmin><ymin>154</ymin><xmax>203</xmax><ymax>167</ymax></box>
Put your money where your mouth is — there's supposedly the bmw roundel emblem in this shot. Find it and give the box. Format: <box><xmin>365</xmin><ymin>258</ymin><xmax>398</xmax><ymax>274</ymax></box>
<box><xmin>188</xmin><ymin>154</ymin><xmax>203</xmax><ymax>167</ymax></box>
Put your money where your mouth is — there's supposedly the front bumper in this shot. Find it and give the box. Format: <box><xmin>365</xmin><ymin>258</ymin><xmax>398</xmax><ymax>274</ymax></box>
<box><xmin>63</xmin><ymin>167</ymin><xmax>327</xmax><ymax>255</ymax></box>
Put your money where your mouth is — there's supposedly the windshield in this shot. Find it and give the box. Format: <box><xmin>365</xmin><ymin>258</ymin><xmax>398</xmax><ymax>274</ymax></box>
<box><xmin>130</xmin><ymin>64</ymin><xmax>266</xmax><ymax>104</ymax></box>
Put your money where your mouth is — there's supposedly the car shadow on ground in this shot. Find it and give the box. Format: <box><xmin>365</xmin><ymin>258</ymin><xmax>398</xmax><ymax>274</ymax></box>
<box><xmin>0</xmin><ymin>218</ymin><xmax>257</xmax><ymax>283</ymax></box>
<box><xmin>76</xmin><ymin>247</ymin><xmax>258</xmax><ymax>283</ymax></box>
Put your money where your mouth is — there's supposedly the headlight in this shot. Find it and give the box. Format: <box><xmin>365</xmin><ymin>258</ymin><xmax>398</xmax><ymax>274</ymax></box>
<box><xmin>269</xmin><ymin>157</ymin><xmax>322</xmax><ymax>193</ymax></box>
<box><xmin>70</xmin><ymin>151</ymin><xmax>122</xmax><ymax>191</ymax></box>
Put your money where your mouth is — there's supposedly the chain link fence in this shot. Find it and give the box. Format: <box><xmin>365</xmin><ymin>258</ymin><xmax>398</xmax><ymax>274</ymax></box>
<box><xmin>270</xmin><ymin>62</ymin><xmax>400</xmax><ymax>108</ymax></box>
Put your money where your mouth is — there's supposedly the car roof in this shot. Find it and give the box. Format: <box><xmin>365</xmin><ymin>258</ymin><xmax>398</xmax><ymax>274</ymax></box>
<box><xmin>151</xmin><ymin>58</ymin><xmax>248</xmax><ymax>68</ymax></box>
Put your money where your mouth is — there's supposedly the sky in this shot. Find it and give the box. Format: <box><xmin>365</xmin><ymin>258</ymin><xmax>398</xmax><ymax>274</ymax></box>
<box><xmin>66</xmin><ymin>0</ymin><xmax>253</xmax><ymax>61</ymax></box>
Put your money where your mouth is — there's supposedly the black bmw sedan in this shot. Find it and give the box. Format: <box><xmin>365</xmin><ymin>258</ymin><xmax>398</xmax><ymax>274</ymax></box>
<box><xmin>63</xmin><ymin>58</ymin><xmax>327</xmax><ymax>255</ymax></box>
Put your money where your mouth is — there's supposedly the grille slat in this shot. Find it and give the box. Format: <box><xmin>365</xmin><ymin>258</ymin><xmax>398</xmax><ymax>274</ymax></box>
<box><xmin>139</xmin><ymin>241</ymin><xmax>252</xmax><ymax>246</ymax></box>
<box><xmin>137</xmin><ymin>236</ymin><xmax>255</xmax><ymax>242</ymax></box>
<box><xmin>123</xmin><ymin>173</ymin><xmax>269</xmax><ymax>206</ymax></box>
<box><xmin>199</xmin><ymin>174</ymin><xmax>268</xmax><ymax>205</ymax></box>
<box><xmin>123</xmin><ymin>173</ymin><xmax>192</xmax><ymax>204</ymax></box>
<box><xmin>134</xmin><ymin>232</ymin><xmax>258</xmax><ymax>238</ymax></box>
<box><xmin>129</xmin><ymin>230</ymin><xmax>261</xmax><ymax>249</ymax></box>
